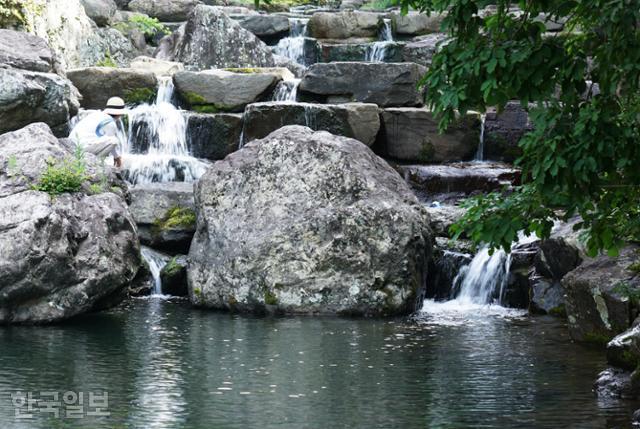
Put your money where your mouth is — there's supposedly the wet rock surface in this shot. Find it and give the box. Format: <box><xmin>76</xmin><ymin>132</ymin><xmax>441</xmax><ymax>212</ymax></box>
<box><xmin>242</xmin><ymin>101</ymin><xmax>380</xmax><ymax>146</ymax></box>
<box><xmin>376</xmin><ymin>108</ymin><xmax>480</xmax><ymax>163</ymax></box>
<box><xmin>189</xmin><ymin>126</ymin><xmax>431</xmax><ymax>316</ymax></box>
<box><xmin>160</xmin><ymin>255</ymin><xmax>189</xmax><ymax>296</ymax></box>
<box><xmin>185</xmin><ymin>112</ymin><xmax>243</xmax><ymax>160</ymax></box>
<box><xmin>308</xmin><ymin>11</ymin><xmax>381</xmax><ymax>39</ymax></box>
<box><xmin>128</xmin><ymin>182</ymin><xmax>196</xmax><ymax>254</ymax></box>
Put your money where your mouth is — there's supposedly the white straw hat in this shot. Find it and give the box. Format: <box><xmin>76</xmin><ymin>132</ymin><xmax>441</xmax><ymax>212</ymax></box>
<box><xmin>104</xmin><ymin>96</ymin><xmax>128</xmax><ymax>115</ymax></box>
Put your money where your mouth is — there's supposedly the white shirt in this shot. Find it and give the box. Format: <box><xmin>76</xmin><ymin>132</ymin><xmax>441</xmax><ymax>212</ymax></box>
<box><xmin>69</xmin><ymin>111</ymin><xmax>122</xmax><ymax>157</ymax></box>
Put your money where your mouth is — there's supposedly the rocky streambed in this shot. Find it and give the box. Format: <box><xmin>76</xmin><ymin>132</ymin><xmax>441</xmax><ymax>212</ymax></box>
<box><xmin>0</xmin><ymin>0</ymin><xmax>639</xmax><ymax>426</ymax></box>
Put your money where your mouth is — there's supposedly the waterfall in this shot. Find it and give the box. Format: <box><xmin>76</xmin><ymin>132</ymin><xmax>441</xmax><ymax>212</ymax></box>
<box><xmin>140</xmin><ymin>246</ymin><xmax>171</xmax><ymax>295</ymax></box>
<box><xmin>365</xmin><ymin>19</ymin><xmax>394</xmax><ymax>63</ymax></box>
<box><xmin>123</xmin><ymin>78</ymin><xmax>208</xmax><ymax>185</ymax></box>
<box><xmin>421</xmin><ymin>234</ymin><xmax>537</xmax><ymax>317</ymax></box>
<box><xmin>273</xmin><ymin>78</ymin><xmax>301</xmax><ymax>101</ymax></box>
<box><xmin>452</xmin><ymin>246</ymin><xmax>512</xmax><ymax>305</ymax></box>
<box><xmin>274</xmin><ymin>18</ymin><xmax>309</xmax><ymax>66</ymax></box>
<box><xmin>475</xmin><ymin>114</ymin><xmax>486</xmax><ymax>161</ymax></box>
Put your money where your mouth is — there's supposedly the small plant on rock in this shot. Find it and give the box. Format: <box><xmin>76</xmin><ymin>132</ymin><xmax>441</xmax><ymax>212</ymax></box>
<box><xmin>96</xmin><ymin>50</ymin><xmax>117</xmax><ymax>68</ymax></box>
<box><xmin>33</xmin><ymin>146</ymin><xmax>90</xmax><ymax>196</ymax></box>
<box><xmin>129</xmin><ymin>15</ymin><xmax>171</xmax><ymax>41</ymax></box>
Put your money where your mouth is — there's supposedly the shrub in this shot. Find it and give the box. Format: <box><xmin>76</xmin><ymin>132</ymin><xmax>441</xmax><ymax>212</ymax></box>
<box><xmin>32</xmin><ymin>146</ymin><xmax>89</xmax><ymax>196</ymax></box>
<box><xmin>115</xmin><ymin>15</ymin><xmax>169</xmax><ymax>42</ymax></box>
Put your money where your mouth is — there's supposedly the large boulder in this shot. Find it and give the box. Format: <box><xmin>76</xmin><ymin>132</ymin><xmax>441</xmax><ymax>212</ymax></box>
<box><xmin>0</xmin><ymin>123</ymin><xmax>140</xmax><ymax>324</ymax></box>
<box><xmin>298</xmin><ymin>62</ymin><xmax>426</xmax><ymax>107</ymax></box>
<box><xmin>173</xmin><ymin>69</ymin><xmax>280</xmax><ymax>113</ymax></box>
<box><xmin>185</xmin><ymin>112</ymin><xmax>243</xmax><ymax>160</ymax></box>
<box><xmin>391</xmin><ymin>12</ymin><xmax>443</xmax><ymax>37</ymax></box>
<box><xmin>0</xmin><ymin>67</ymin><xmax>80</xmax><ymax>136</ymax></box>
<box><xmin>189</xmin><ymin>126</ymin><xmax>432</xmax><ymax>316</ymax></box>
<box><xmin>242</xmin><ymin>102</ymin><xmax>380</xmax><ymax>147</ymax></box>
<box><xmin>376</xmin><ymin>108</ymin><xmax>481</xmax><ymax>163</ymax></box>
<box><xmin>81</xmin><ymin>0</ymin><xmax>118</xmax><ymax>26</ymax></box>
<box><xmin>67</xmin><ymin>67</ymin><xmax>158</xmax><ymax>109</ymax></box>
<box><xmin>0</xmin><ymin>30</ymin><xmax>59</xmax><ymax>73</ymax></box>
<box><xmin>562</xmin><ymin>245</ymin><xmax>640</xmax><ymax>345</ymax></box>
<box><xmin>156</xmin><ymin>5</ymin><xmax>275</xmax><ymax>69</ymax></box>
<box><xmin>308</xmin><ymin>11</ymin><xmax>382</xmax><ymax>39</ymax></box>
<box><xmin>128</xmin><ymin>182</ymin><xmax>196</xmax><ymax>254</ymax></box>
<box><xmin>128</xmin><ymin>0</ymin><xmax>201</xmax><ymax>21</ymax></box>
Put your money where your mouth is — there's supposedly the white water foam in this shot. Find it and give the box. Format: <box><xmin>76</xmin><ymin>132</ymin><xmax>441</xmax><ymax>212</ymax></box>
<box><xmin>274</xmin><ymin>18</ymin><xmax>309</xmax><ymax>66</ymax></box>
<box><xmin>123</xmin><ymin>79</ymin><xmax>208</xmax><ymax>184</ymax></box>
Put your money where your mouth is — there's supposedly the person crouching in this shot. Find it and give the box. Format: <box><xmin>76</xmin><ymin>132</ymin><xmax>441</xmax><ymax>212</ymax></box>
<box><xmin>69</xmin><ymin>97</ymin><xmax>127</xmax><ymax>168</ymax></box>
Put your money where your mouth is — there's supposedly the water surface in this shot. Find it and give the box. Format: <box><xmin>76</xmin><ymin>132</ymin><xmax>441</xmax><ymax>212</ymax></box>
<box><xmin>0</xmin><ymin>298</ymin><xmax>636</xmax><ymax>428</ymax></box>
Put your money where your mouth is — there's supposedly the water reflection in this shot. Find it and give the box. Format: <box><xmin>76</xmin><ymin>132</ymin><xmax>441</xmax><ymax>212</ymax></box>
<box><xmin>0</xmin><ymin>299</ymin><xmax>637</xmax><ymax>428</ymax></box>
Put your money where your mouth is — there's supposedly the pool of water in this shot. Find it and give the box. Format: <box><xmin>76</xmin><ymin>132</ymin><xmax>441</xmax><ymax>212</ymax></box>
<box><xmin>0</xmin><ymin>298</ymin><xmax>637</xmax><ymax>428</ymax></box>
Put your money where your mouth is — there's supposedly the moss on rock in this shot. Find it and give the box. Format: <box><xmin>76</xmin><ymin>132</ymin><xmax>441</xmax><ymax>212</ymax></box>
<box><xmin>153</xmin><ymin>206</ymin><xmax>196</xmax><ymax>232</ymax></box>
<box><xmin>124</xmin><ymin>88</ymin><xmax>157</xmax><ymax>105</ymax></box>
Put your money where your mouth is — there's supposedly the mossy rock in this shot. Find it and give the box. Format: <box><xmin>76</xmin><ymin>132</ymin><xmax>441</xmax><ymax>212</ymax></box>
<box><xmin>124</xmin><ymin>87</ymin><xmax>157</xmax><ymax>105</ymax></box>
<box><xmin>264</xmin><ymin>290</ymin><xmax>278</xmax><ymax>305</ymax></box>
<box><xmin>153</xmin><ymin>206</ymin><xmax>196</xmax><ymax>232</ymax></box>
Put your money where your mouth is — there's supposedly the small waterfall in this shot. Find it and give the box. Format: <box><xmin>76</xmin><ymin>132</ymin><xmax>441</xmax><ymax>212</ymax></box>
<box><xmin>273</xmin><ymin>78</ymin><xmax>301</xmax><ymax>101</ymax></box>
<box><xmin>452</xmin><ymin>246</ymin><xmax>512</xmax><ymax>305</ymax></box>
<box><xmin>365</xmin><ymin>19</ymin><xmax>394</xmax><ymax>63</ymax></box>
<box><xmin>422</xmin><ymin>234</ymin><xmax>538</xmax><ymax>318</ymax></box>
<box><xmin>123</xmin><ymin>78</ymin><xmax>208</xmax><ymax>184</ymax></box>
<box><xmin>140</xmin><ymin>246</ymin><xmax>171</xmax><ymax>295</ymax></box>
<box><xmin>274</xmin><ymin>18</ymin><xmax>309</xmax><ymax>66</ymax></box>
<box><xmin>475</xmin><ymin>114</ymin><xmax>486</xmax><ymax>161</ymax></box>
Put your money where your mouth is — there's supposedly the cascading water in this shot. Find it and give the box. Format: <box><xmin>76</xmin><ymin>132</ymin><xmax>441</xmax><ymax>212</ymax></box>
<box><xmin>475</xmin><ymin>113</ymin><xmax>487</xmax><ymax>161</ymax></box>
<box><xmin>421</xmin><ymin>234</ymin><xmax>537</xmax><ymax>319</ymax></box>
<box><xmin>365</xmin><ymin>19</ymin><xmax>394</xmax><ymax>63</ymax></box>
<box><xmin>123</xmin><ymin>77</ymin><xmax>208</xmax><ymax>185</ymax></box>
<box><xmin>273</xmin><ymin>78</ymin><xmax>301</xmax><ymax>101</ymax></box>
<box><xmin>274</xmin><ymin>18</ymin><xmax>309</xmax><ymax>66</ymax></box>
<box><xmin>140</xmin><ymin>246</ymin><xmax>171</xmax><ymax>295</ymax></box>
<box><xmin>452</xmin><ymin>245</ymin><xmax>512</xmax><ymax>305</ymax></box>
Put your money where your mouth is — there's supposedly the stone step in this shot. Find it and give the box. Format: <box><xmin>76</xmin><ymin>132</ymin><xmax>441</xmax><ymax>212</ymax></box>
<box><xmin>396</xmin><ymin>162</ymin><xmax>520</xmax><ymax>197</ymax></box>
<box><xmin>375</xmin><ymin>107</ymin><xmax>481</xmax><ymax>164</ymax></box>
<box><xmin>298</xmin><ymin>62</ymin><xmax>426</xmax><ymax>107</ymax></box>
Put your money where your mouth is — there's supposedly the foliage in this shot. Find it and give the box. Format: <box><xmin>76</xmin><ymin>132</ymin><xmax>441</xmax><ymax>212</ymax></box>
<box><xmin>0</xmin><ymin>0</ymin><xmax>42</xmax><ymax>30</ymax></box>
<box><xmin>397</xmin><ymin>0</ymin><xmax>640</xmax><ymax>256</ymax></box>
<box><xmin>96</xmin><ymin>50</ymin><xmax>117</xmax><ymax>68</ymax></box>
<box><xmin>114</xmin><ymin>15</ymin><xmax>170</xmax><ymax>43</ymax></box>
<box><xmin>129</xmin><ymin>15</ymin><xmax>169</xmax><ymax>39</ymax></box>
<box><xmin>33</xmin><ymin>146</ymin><xmax>89</xmax><ymax>196</ymax></box>
<box><xmin>361</xmin><ymin>0</ymin><xmax>397</xmax><ymax>11</ymax></box>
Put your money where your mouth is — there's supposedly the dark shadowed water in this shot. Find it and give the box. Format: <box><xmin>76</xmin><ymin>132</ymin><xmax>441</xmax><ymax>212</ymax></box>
<box><xmin>0</xmin><ymin>298</ymin><xmax>637</xmax><ymax>429</ymax></box>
